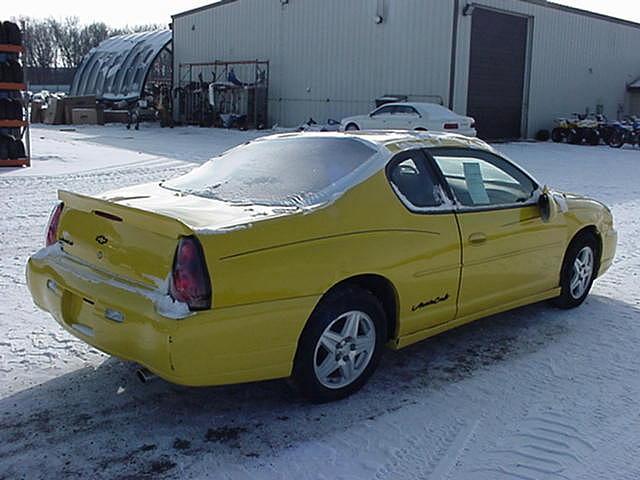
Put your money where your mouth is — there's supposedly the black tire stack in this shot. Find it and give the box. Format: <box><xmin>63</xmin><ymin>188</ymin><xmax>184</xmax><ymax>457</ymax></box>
<box><xmin>0</xmin><ymin>21</ymin><xmax>27</xmax><ymax>162</ymax></box>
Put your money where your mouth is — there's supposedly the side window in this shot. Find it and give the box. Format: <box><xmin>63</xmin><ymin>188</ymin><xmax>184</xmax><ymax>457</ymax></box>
<box><xmin>371</xmin><ymin>105</ymin><xmax>396</xmax><ymax>117</ymax></box>
<box><xmin>429</xmin><ymin>149</ymin><xmax>536</xmax><ymax>207</ymax></box>
<box><xmin>394</xmin><ymin>105</ymin><xmax>419</xmax><ymax>116</ymax></box>
<box><xmin>388</xmin><ymin>152</ymin><xmax>442</xmax><ymax>209</ymax></box>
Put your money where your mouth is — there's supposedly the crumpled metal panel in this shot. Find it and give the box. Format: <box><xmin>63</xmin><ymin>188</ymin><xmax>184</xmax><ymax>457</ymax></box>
<box><xmin>70</xmin><ymin>30</ymin><xmax>171</xmax><ymax>101</ymax></box>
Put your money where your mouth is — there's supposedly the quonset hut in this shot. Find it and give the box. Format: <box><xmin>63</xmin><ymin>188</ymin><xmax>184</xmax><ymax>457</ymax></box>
<box><xmin>70</xmin><ymin>30</ymin><xmax>172</xmax><ymax>103</ymax></box>
<box><xmin>171</xmin><ymin>0</ymin><xmax>640</xmax><ymax>139</ymax></box>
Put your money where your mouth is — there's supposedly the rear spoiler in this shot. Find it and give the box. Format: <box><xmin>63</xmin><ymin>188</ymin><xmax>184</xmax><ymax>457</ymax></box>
<box><xmin>58</xmin><ymin>190</ymin><xmax>194</xmax><ymax>239</ymax></box>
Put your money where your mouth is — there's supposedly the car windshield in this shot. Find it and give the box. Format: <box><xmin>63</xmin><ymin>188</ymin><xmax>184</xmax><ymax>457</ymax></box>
<box><xmin>162</xmin><ymin>137</ymin><xmax>378</xmax><ymax>207</ymax></box>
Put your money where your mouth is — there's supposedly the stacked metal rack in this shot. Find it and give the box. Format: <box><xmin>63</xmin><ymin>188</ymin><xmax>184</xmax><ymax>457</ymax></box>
<box><xmin>0</xmin><ymin>21</ymin><xmax>29</xmax><ymax>167</ymax></box>
<box><xmin>176</xmin><ymin>60</ymin><xmax>269</xmax><ymax>129</ymax></box>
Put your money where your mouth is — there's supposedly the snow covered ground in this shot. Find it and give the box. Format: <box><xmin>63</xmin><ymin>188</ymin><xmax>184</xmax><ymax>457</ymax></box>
<box><xmin>1</xmin><ymin>124</ymin><xmax>639</xmax><ymax>480</ymax></box>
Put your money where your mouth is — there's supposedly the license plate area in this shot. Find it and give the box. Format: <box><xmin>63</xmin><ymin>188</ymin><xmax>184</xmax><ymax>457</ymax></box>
<box><xmin>61</xmin><ymin>289</ymin><xmax>99</xmax><ymax>331</ymax></box>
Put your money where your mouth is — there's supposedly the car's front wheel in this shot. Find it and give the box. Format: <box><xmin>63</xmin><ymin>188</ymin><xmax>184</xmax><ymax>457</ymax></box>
<box><xmin>291</xmin><ymin>287</ymin><xmax>386</xmax><ymax>402</ymax></box>
<box><xmin>554</xmin><ymin>233</ymin><xmax>598</xmax><ymax>309</ymax></box>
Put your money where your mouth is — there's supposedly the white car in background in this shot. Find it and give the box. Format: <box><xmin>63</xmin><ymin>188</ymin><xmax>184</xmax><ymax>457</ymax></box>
<box><xmin>341</xmin><ymin>102</ymin><xmax>477</xmax><ymax>137</ymax></box>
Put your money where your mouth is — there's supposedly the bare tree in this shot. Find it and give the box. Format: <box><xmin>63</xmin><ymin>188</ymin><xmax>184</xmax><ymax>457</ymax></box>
<box><xmin>80</xmin><ymin>22</ymin><xmax>111</xmax><ymax>55</ymax></box>
<box><xmin>49</xmin><ymin>17</ymin><xmax>84</xmax><ymax>68</ymax></box>
<box><xmin>18</xmin><ymin>17</ymin><xmax>57</xmax><ymax>68</ymax></box>
<box><xmin>14</xmin><ymin>17</ymin><xmax>166</xmax><ymax>68</ymax></box>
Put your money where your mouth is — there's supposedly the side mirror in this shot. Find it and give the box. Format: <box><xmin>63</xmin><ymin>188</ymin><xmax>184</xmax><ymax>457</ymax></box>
<box><xmin>538</xmin><ymin>186</ymin><xmax>557</xmax><ymax>222</ymax></box>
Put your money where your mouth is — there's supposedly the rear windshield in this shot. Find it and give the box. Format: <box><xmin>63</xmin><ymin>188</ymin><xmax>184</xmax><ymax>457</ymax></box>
<box><xmin>162</xmin><ymin>137</ymin><xmax>378</xmax><ymax>207</ymax></box>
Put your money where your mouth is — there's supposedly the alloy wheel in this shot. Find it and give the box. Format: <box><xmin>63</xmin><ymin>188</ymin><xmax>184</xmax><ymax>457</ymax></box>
<box><xmin>313</xmin><ymin>310</ymin><xmax>376</xmax><ymax>389</ymax></box>
<box><xmin>570</xmin><ymin>246</ymin><xmax>594</xmax><ymax>299</ymax></box>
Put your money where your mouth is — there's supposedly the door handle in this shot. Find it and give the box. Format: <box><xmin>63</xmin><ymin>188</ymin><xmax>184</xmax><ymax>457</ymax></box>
<box><xmin>469</xmin><ymin>232</ymin><xmax>487</xmax><ymax>244</ymax></box>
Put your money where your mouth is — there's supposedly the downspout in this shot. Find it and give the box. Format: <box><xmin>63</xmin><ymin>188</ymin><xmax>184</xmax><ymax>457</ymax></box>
<box><xmin>448</xmin><ymin>0</ymin><xmax>460</xmax><ymax>110</ymax></box>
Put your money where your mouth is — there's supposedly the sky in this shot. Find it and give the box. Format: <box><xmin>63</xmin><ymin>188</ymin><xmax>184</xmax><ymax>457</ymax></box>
<box><xmin>4</xmin><ymin>0</ymin><xmax>640</xmax><ymax>28</ymax></box>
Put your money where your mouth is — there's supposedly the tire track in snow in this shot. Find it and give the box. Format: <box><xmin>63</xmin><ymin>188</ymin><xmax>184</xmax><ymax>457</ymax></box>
<box><xmin>370</xmin><ymin>416</ymin><xmax>482</xmax><ymax>480</ymax></box>
<box><xmin>468</xmin><ymin>411</ymin><xmax>595</xmax><ymax>480</ymax></box>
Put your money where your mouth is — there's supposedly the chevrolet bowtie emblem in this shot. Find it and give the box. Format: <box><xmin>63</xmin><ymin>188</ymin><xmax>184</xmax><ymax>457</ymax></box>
<box><xmin>96</xmin><ymin>235</ymin><xmax>108</xmax><ymax>245</ymax></box>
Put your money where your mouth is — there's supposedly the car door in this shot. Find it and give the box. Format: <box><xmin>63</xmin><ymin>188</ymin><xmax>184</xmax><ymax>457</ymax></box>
<box><xmin>388</xmin><ymin>105</ymin><xmax>422</xmax><ymax>129</ymax></box>
<box><xmin>426</xmin><ymin>147</ymin><xmax>567</xmax><ymax>319</ymax></box>
<box><xmin>365</xmin><ymin>105</ymin><xmax>396</xmax><ymax>129</ymax></box>
<box><xmin>386</xmin><ymin>150</ymin><xmax>461</xmax><ymax>336</ymax></box>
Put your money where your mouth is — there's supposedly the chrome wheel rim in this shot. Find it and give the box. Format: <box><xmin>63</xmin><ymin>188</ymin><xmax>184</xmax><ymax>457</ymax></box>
<box><xmin>570</xmin><ymin>246</ymin><xmax>594</xmax><ymax>299</ymax></box>
<box><xmin>313</xmin><ymin>310</ymin><xmax>376</xmax><ymax>389</ymax></box>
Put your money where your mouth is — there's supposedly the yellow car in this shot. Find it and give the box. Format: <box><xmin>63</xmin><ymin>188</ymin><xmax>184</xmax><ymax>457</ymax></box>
<box><xmin>27</xmin><ymin>131</ymin><xmax>616</xmax><ymax>402</ymax></box>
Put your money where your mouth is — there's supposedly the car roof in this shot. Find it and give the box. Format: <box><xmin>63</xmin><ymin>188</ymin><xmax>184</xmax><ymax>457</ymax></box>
<box><xmin>261</xmin><ymin>130</ymin><xmax>494</xmax><ymax>155</ymax></box>
<box><xmin>379</xmin><ymin>102</ymin><xmax>463</xmax><ymax>116</ymax></box>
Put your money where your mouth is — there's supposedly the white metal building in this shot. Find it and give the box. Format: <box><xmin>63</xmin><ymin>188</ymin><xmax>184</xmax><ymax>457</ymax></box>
<box><xmin>172</xmin><ymin>0</ymin><xmax>640</xmax><ymax>139</ymax></box>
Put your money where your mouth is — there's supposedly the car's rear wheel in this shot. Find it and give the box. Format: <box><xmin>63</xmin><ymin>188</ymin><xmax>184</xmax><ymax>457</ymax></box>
<box><xmin>291</xmin><ymin>286</ymin><xmax>386</xmax><ymax>402</ymax></box>
<box><xmin>554</xmin><ymin>233</ymin><xmax>598</xmax><ymax>309</ymax></box>
<box><xmin>345</xmin><ymin>123</ymin><xmax>359</xmax><ymax>131</ymax></box>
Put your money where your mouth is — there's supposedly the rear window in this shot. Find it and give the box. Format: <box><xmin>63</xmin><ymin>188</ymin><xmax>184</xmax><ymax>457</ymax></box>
<box><xmin>162</xmin><ymin>137</ymin><xmax>378</xmax><ymax>207</ymax></box>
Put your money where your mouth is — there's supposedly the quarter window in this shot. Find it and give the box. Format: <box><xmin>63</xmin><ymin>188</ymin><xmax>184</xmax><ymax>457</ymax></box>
<box><xmin>388</xmin><ymin>152</ymin><xmax>442</xmax><ymax>209</ymax></box>
<box><xmin>394</xmin><ymin>105</ymin><xmax>419</xmax><ymax>116</ymax></box>
<box><xmin>429</xmin><ymin>148</ymin><xmax>536</xmax><ymax>207</ymax></box>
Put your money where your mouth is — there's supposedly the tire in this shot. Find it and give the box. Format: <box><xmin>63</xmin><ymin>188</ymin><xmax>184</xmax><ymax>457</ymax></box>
<box><xmin>8</xmin><ymin>99</ymin><xmax>22</xmax><ymax>120</ymax></box>
<box><xmin>608</xmin><ymin>130</ymin><xmax>625</xmax><ymax>148</ymax></box>
<box><xmin>536</xmin><ymin>129</ymin><xmax>550</xmax><ymax>142</ymax></box>
<box><xmin>585</xmin><ymin>129</ymin><xmax>600</xmax><ymax>146</ymax></box>
<box><xmin>291</xmin><ymin>286</ymin><xmax>387</xmax><ymax>402</ymax></box>
<box><xmin>601</xmin><ymin>127</ymin><xmax>613</xmax><ymax>145</ymax></box>
<box><xmin>0</xmin><ymin>138</ymin><xmax>8</xmax><ymax>160</ymax></box>
<box><xmin>0</xmin><ymin>62</ymin><xmax>8</xmax><ymax>83</ymax></box>
<box><xmin>8</xmin><ymin>60</ymin><xmax>23</xmax><ymax>83</ymax></box>
<box><xmin>554</xmin><ymin>233</ymin><xmax>598</xmax><ymax>309</ymax></box>
<box><xmin>567</xmin><ymin>129</ymin><xmax>582</xmax><ymax>145</ymax></box>
<box><xmin>3</xmin><ymin>22</ymin><xmax>22</xmax><ymax>46</ymax></box>
<box><xmin>551</xmin><ymin>128</ymin><xmax>564</xmax><ymax>143</ymax></box>
<box><xmin>13</xmin><ymin>139</ymin><xmax>25</xmax><ymax>158</ymax></box>
<box><xmin>6</xmin><ymin>136</ymin><xmax>18</xmax><ymax>159</ymax></box>
<box><xmin>345</xmin><ymin>123</ymin><xmax>359</xmax><ymax>131</ymax></box>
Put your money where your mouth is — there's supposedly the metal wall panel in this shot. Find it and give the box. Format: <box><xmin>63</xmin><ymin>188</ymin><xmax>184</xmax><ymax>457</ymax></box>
<box><xmin>173</xmin><ymin>0</ymin><xmax>640</xmax><ymax>135</ymax></box>
<box><xmin>452</xmin><ymin>0</ymin><xmax>640</xmax><ymax>137</ymax></box>
<box><xmin>173</xmin><ymin>0</ymin><xmax>455</xmax><ymax>127</ymax></box>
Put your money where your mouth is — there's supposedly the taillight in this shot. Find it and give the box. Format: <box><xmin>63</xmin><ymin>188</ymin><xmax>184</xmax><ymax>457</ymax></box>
<box><xmin>45</xmin><ymin>202</ymin><xmax>64</xmax><ymax>247</ymax></box>
<box><xmin>443</xmin><ymin>123</ymin><xmax>459</xmax><ymax>130</ymax></box>
<box><xmin>169</xmin><ymin>236</ymin><xmax>211</xmax><ymax>311</ymax></box>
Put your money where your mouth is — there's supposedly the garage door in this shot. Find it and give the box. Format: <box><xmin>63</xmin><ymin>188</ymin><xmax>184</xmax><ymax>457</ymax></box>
<box><xmin>467</xmin><ymin>8</ymin><xmax>528</xmax><ymax>140</ymax></box>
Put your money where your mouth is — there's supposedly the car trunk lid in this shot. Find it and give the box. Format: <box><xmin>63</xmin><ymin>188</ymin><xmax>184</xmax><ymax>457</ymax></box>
<box><xmin>57</xmin><ymin>190</ymin><xmax>193</xmax><ymax>288</ymax></box>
